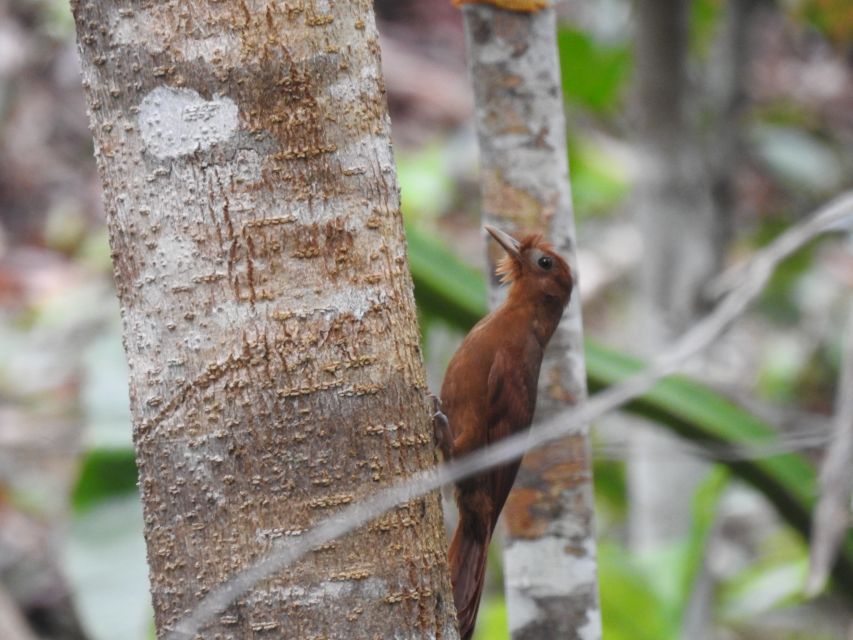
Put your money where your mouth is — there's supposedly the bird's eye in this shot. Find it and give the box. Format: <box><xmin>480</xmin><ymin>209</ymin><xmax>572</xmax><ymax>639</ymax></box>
<box><xmin>537</xmin><ymin>256</ymin><xmax>553</xmax><ymax>270</ymax></box>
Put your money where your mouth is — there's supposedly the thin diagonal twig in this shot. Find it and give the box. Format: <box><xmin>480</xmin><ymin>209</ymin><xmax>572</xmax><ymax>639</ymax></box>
<box><xmin>807</xmin><ymin>293</ymin><xmax>853</xmax><ymax>596</ymax></box>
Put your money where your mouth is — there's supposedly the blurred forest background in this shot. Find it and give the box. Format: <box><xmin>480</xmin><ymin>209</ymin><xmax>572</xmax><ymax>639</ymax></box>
<box><xmin>0</xmin><ymin>0</ymin><xmax>852</xmax><ymax>639</ymax></box>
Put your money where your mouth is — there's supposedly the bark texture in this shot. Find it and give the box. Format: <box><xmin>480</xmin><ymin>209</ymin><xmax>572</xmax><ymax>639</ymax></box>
<box><xmin>70</xmin><ymin>1</ymin><xmax>458</xmax><ymax>638</ymax></box>
<box><xmin>461</xmin><ymin>7</ymin><xmax>601</xmax><ymax>640</ymax></box>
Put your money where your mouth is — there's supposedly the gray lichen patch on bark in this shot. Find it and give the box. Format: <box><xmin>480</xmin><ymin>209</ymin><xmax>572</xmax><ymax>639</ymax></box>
<box><xmin>70</xmin><ymin>1</ymin><xmax>457</xmax><ymax>637</ymax></box>
<box><xmin>461</xmin><ymin>6</ymin><xmax>601</xmax><ymax>639</ymax></box>
<box><xmin>138</xmin><ymin>87</ymin><xmax>239</xmax><ymax>159</ymax></box>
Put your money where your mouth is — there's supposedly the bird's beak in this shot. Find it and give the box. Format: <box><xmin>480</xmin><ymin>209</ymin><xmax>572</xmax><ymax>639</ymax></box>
<box><xmin>485</xmin><ymin>225</ymin><xmax>521</xmax><ymax>259</ymax></box>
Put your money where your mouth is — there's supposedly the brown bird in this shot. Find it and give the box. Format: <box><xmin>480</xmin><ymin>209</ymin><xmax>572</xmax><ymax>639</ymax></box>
<box><xmin>435</xmin><ymin>226</ymin><xmax>573</xmax><ymax>639</ymax></box>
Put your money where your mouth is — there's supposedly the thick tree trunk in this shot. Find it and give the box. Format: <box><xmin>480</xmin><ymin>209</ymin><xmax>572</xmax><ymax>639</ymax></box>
<box><xmin>461</xmin><ymin>7</ymin><xmax>602</xmax><ymax>639</ymax></box>
<box><xmin>70</xmin><ymin>1</ymin><xmax>458</xmax><ymax>638</ymax></box>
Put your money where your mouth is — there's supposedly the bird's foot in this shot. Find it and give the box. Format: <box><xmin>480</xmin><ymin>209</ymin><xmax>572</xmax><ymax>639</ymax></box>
<box><xmin>429</xmin><ymin>393</ymin><xmax>453</xmax><ymax>461</ymax></box>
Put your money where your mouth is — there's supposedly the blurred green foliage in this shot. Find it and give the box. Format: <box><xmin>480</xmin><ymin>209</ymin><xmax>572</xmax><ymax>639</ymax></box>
<box><xmin>38</xmin><ymin>0</ymin><xmax>853</xmax><ymax>636</ymax></box>
<box><xmin>405</xmin><ymin>222</ymin><xmax>486</xmax><ymax>330</ymax></box>
<box><xmin>473</xmin><ymin>597</ymin><xmax>508</xmax><ymax>640</ymax></box>
<box><xmin>720</xmin><ymin>528</ymin><xmax>809</xmax><ymax>621</ymax></box>
<box><xmin>557</xmin><ymin>28</ymin><xmax>631</xmax><ymax>113</ymax></box>
<box><xmin>472</xmin><ymin>467</ymin><xmax>726</xmax><ymax>640</ymax></box>
<box><xmin>795</xmin><ymin>0</ymin><xmax>853</xmax><ymax>44</ymax></box>
<box><xmin>689</xmin><ymin>0</ymin><xmax>725</xmax><ymax>58</ymax></box>
<box><xmin>591</xmin><ymin>456</ymin><xmax>628</xmax><ymax>526</ymax></box>
<box><xmin>398</xmin><ymin>144</ymin><xmax>456</xmax><ymax>222</ymax></box>
<box><xmin>567</xmin><ymin>135</ymin><xmax>630</xmax><ymax>218</ymax></box>
<box><xmin>749</xmin><ymin>221</ymin><xmax>843</xmax><ymax>408</ymax></box>
<box><xmin>71</xmin><ymin>449</ymin><xmax>138</xmax><ymax>512</ymax></box>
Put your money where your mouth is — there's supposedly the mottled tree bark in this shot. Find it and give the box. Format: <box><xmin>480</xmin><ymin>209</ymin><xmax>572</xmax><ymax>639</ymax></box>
<box><xmin>70</xmin><ymin>1</ymin><xmax>458</xmax><ymax>638</ymax></box>
<box><xmin>461</xmin><ymin>7</ymin><xmax>602</xmax><ymax>640</ymax></box>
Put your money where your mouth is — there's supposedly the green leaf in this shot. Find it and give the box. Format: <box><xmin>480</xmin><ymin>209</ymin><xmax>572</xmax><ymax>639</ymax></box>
<box><xmin>589</xmin><ymin>345</ymin><xmax>853</xmax><ymax>598</ymax></box>
<box><xmin>473</xmin><ymin>597</ymin><xmax>509</xmax><ymax>640</ymax></box>
<box><xmin>677</xmin><ymin>468</ymin><xmax>730</xmax><ymax>617</ymax></box>
<box><xmin>398</xmin><ymin>145</ymin><xmax>455</xmax><ymax>221</ymax></box>
<box><xmin>406</xmin><ymin>223</ymin><xmax>486</xmax><ymax>331</ymax></box>
<box><xmin>568</xmin><ymin>135</ymin><xmax>630</xmax><ymax>219</ymax></box>
<box><xmin>719</xmin><ymin>527</ymin><xmax>810</xmax><ymax>621</ymax></box>
<box><xmin>557</xmin><ymin>28</ymin><xmax>631</xmax><ymax>112</ymax></box>
<box><xmin>585</xmin><ymin>344</ymin><xmax>815</xmax><ymax>513</ymax></box>
<box><xmin>599</xmin><ymin>543</ymin><xmax>678</xmax><ymax>640</ymax></box>
<box><xmin>721</xmin><ymin>557</ymin><xmax>807</xmax><ymax>621</ymax></box>
<box><xmin>72</xmin><ymin>448</ymin><xmax>139</xmax><ymax>512</ymax></box>
<box><xmin>629</xmin><ymin>468</ymin><xmax>729</xmax><ymax>628</ymax></box>
<box><xmin>592</xmin><ymin>456</ymin><xmax>627</xmax><ymax>523</ymax></box>
<box><xmin>689</xmin><ymin>0</ymin><xmax>724</xmax><ymax>58</ymax></box>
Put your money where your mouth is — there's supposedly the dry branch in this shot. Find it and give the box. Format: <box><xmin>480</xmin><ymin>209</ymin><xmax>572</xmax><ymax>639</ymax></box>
<box><xmin>807</xmin><ymin>295</ymin><xmax>853</xmax><ymax>595</ymax></box>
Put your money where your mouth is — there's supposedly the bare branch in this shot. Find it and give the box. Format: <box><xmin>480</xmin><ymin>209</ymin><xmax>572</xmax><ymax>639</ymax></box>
<box><xmin>709</xmin><ymin>192</ymin><xmax>853</xmax><ymax>299</ymax></box>
<box><xmin>806</xmin><ymin>292</ymin><xmax>853</xmax><ymax>596</ymax></box>
<box><xmin>166</xmin><ymin>190</ymin><xmax>853</xmax><ymax>640</ymax></box>
<box><xmin>595</xmin><ymin>425</ymin><xmax>832</xmax><ymax>463</ymax></box>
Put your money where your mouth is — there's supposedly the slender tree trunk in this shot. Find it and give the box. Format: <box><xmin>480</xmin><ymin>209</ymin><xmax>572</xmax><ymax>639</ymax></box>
<box><xmin>628</xmin><ymin>0</ymin><xmax>721</xmax><ymax>551</ymax></box>
<box><xmin>461</xmin><ymin>6</ymin><xmax>602</xmax><ymax>639</ymax></box>
<box><xmin>70</xmin><ymin>1</ymin><xmax>458</xmax><ymax>638</ymax></box>
<box><xmin>706</xmin><ymin>0</ymin><xmax>764</xmax><ymax>248</ymax></box>
<box><xmin>678</xmin><ymin>5</ymin><xmax>764</xmax><ymax>636</ymax></box>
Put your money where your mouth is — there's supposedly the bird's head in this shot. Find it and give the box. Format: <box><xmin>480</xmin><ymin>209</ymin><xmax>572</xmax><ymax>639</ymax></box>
<box><xmin>486</xmin><ymin>225</ymin><xmax>573</xmax><ymax>309</ymax></box>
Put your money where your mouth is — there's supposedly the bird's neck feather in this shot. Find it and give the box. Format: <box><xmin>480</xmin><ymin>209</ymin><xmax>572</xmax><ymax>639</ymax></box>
<box><xmin>500</xmin><ymin>284</ymin><xmax>564</xmax><ymax>348</ymax></box>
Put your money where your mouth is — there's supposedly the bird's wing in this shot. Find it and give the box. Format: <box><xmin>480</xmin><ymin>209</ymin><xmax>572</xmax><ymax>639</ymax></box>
<box><xmin>486</xmin><ymin>349</ymin><xmax>533</xmax><ymax>442</ymax></box>
<box><xmin>485</xmin><ymin>349</ymin><xmax>531</xmax><ymax>523</ymax></box>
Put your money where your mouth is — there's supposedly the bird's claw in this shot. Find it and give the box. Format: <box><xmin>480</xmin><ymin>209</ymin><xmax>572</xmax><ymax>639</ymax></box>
<box><xmin>429</xmin><ymin>393</ymin><xmax>452</xmax><ymax>461</ymax></box>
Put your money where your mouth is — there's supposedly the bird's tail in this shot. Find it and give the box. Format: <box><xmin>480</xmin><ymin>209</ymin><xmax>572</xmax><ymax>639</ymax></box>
<box><xmin>448</xmin><ymin>512</ymin><xmax>492</xmax><ymax>640</ymax></box>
